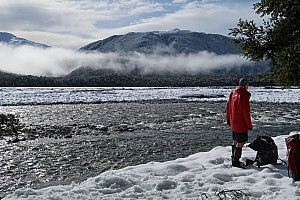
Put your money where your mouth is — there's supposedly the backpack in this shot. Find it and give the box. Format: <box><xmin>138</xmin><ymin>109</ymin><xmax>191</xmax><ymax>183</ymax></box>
<box><xmin>285</xmin><ymin>134</ymin><xmax>300</xmax><ymax>181</ymax></box>
<box><xmin>247</xmin><ymin>136</ymin><xmax>278</xmax><ymax>167</ymax></box>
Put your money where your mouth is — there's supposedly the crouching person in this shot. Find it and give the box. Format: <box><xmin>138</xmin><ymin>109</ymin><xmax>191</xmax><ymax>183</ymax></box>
<box><xmin>226</xmin><ymin>78</ymin><xmax>253</xmax><ymax>168</ymax></box>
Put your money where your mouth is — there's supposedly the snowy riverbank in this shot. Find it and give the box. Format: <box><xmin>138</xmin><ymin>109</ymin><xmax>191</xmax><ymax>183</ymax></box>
<box><xmin>1</xmin><ymin>87</ymin><xmax>299</xmax><ymax>199</ymax></box>
<box><xmin>4</xmin><ymin>133</ymin><xmax>300</xmax><ymax>200</ymax></box>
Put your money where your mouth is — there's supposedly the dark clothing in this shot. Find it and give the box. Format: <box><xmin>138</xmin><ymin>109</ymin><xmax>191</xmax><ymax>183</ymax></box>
<box><xmin>226</xmin><ymin>86</ymin><xmax>252</xmax><ymax>133</ymax></box>
<box><xmin>232</xmin><ymin>132</ymin><xmax>248</xmax><ymax>143</ymax></box>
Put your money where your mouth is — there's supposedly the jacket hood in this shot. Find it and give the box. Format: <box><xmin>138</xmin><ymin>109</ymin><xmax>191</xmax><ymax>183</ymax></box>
<box><xmin>234</xmin><ymin>86</ymin><xmax>251</xmax><ymax>97</ymax></box>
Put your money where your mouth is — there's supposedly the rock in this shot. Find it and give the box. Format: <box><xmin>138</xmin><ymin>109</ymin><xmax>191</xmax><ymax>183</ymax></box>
<box><xmin>95</xmin><ymin>125</ymin><xmax>109</xmax><ymax>132</ymax></box>
<box><xmin>8</xmin><ymin>136</ymin><xmax>27</xmax><ymax>143</ymax></box>
<box><xmin>115</xmin><ymin>124</ymin><xmax>134</xmax><ymax>132</ymax></box>
<box><xmin>64</xmin><ymin>134</ymin><xmax>73</xmax><ymax>139</ymax></box>
<box><xmin>180</xmin><ymin>94</ymin><xmax>225</xmax><ymax>99</ymax></box>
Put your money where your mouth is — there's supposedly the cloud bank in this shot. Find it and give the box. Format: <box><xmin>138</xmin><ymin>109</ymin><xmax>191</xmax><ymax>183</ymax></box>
<box><xmin>0</xmin><ymin>0</ymin><xmax>259</xmax><ymax>49</ymax></box>
<box><xmin>0</xmin><ymin>44</ymin><xmax>251</xmax><ymax>77</ymax></box>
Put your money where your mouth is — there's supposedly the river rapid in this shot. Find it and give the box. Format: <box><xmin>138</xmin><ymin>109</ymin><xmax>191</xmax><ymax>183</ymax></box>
<box><xmin>0</xmin><ymin>100</ymin><xmax>299</xmax><ymax>198</ymax></box>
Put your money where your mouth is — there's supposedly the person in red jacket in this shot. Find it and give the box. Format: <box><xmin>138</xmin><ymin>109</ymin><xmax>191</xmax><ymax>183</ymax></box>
<box><xmin>226</xmin><ymin>78</ymin><xmax>252</xmax><ymax>168</ymax></box>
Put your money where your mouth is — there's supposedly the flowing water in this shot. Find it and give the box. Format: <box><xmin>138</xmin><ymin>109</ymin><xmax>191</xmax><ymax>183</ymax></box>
<box><xmin>0</xmin><ymin>100</ymin><xmax>299</xmax><ymax>198</ymax></box>
<box><xmin>0</xmin><ymin>87</ymin><xmax>299</xmax><ymax>198</ymax></box>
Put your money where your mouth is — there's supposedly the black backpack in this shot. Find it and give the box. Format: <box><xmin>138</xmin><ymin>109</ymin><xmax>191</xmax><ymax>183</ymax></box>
<box><xmin>285</xmin><ymin>134</ymin><xmax>300</xmax><ymax>181</ymax></box>
<box><xmin>247</xmin><ymin>136</ymin><xmax>278</xmax><ymax>167</ymax></box>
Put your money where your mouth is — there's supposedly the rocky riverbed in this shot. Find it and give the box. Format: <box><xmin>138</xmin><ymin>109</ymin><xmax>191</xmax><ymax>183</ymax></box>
<box><xmin>0</xmin><ymin>100</ymin><xmax>299</xmax><ymax>199</ymax></box>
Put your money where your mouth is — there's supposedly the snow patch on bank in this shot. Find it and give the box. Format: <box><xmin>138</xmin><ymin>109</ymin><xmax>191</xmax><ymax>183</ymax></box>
<box><xmin>4</xmin><ymin>133</ymin><xmax>300</xmax><ymax>200</ymax></box>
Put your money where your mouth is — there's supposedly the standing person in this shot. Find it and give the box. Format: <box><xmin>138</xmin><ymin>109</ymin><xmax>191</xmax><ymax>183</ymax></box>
<box><xmin>226</xmin><ymin>78</ymin><xmax>252</xmax><ymax>168</ymax></box>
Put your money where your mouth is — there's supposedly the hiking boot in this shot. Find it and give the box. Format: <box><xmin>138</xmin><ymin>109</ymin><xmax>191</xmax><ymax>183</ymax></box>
<box><xmin>231</xmin><ymin>145</ymin><xmax>235</xmax><ymax>160</ymax></box>
<box><xmin>231</xmin><ymin>145</ymin><xmax>236</xmax><ymax>157</ymax></box>
<box><xmin>232</xmin><ymin>147</ymin><xmax>245</xmax><ymax>168</ymax></box>
<box><xmin>232</xmin><ymin>160</ymin><xmax>245</xmax><ymax>168</ymax></box>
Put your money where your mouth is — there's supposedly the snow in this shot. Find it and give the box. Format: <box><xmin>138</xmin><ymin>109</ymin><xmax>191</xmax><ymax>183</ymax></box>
<box><xmin>1</xmin><ymin>87</ymin><xmax>300</xmax><ymax>199</ymax></box>
<box><xmin>3</xmin><ymin>133</ymin><xmax>300</xmax><ymax>200</ymax></box>
<box><xmin>0</xmin><ymin>87</ymin><xmax>299</xmax><ymax>105</ymax></box>
<box><xmin>0</xmin><ymin>32</ymin><xmax>49</xmax><ymax>48</ymax></box>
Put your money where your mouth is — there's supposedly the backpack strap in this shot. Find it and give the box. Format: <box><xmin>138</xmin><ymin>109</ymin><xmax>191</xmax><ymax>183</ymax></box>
<box><xmin>278</xmin><ymin>158</ymin><xmax>287</xmax><ymax>165</ymax></box>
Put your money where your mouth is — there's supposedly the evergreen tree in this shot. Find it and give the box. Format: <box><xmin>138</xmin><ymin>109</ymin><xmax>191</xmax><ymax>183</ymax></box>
<box><xmin>229</xmin><ymin>0</ymin><xmax>300</xmax><ymax>86</ymax></box>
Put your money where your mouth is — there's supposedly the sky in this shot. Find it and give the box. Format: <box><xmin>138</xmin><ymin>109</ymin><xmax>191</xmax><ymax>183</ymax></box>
<box><xmin>0</xmin><ymin>0</ymin><xmax>263</xmax><ymax>76</ymax></box>
<box><xmin>0</xmin><ymin>0</ymin><xmax>260</xmax><ymax>50</ymax></box>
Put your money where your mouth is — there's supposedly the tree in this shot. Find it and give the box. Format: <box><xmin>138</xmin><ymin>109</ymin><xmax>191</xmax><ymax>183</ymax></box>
<box><xmin>229</xmin><ymin>0</ymin><xmax>300</xmax><ymax>86</ymax></box>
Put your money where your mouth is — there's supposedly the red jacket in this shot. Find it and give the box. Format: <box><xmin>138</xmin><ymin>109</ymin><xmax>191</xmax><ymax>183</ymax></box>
<box><xmin>226</xmin><ymin>86</ymin><xmax>252</xmax><ymax>133</ymax></box>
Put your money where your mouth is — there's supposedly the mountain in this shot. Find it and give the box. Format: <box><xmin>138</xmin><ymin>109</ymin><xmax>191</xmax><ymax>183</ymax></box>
<box><xmin>0</xmin><ymin>70</ymin><xmax>62</xmax><ymax>87</ymax></box>
<box><xmin>62</xmin><ymin>67</ymin><xmax>273</xmax><ymax>87</ymax></box>
<box><xmin>0</xmin><ymin>30</ymin><xmax>273</xmax><ymax>87</ymax></box>
<box><xmin>79</xmin><ymin>29</ymin><xmax>240</xmax><ymax>55</ymax></box>
<box><xmin>0</xmin><ymin>32</ymin><xmax>49</xmax><ymax>48</ymax></box>
<box><xmin>0</xmin><ymin>67</ymin><xmax>274</xmax><ymax>87</ymax></box>
<box><xmin>76</xmin><ymin>29</ymin><xmax>269</xmax><ymax>75</ymax></box>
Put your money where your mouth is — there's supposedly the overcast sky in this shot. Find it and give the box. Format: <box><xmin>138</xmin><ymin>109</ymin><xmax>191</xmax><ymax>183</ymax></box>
<box><xmin>0</xmin><ymin>0</ymin><xmax>260</xmax><ymax>50</ymax></box>
<box><xmin>0</xmin><ymin>0</ymin><xmax>262</xmax><ymax>76</ymax></box>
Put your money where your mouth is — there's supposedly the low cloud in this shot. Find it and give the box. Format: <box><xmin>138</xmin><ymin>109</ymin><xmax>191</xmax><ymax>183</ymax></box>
<box><xmin>0</xmin><ymin>44</ymin><xmax>251</xmax><ymax>77</ymax></box>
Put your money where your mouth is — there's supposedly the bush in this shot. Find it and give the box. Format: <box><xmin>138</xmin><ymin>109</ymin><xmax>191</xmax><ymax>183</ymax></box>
<box><xmin>0</xmin><ymin>113</ymin><xmax>25</xmax><ymax>136</ymax></box>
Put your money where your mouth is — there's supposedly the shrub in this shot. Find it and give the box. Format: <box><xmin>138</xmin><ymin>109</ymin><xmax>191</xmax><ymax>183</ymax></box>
<box><xmin>0</xmin><ymin>113</ymin><xmax>25</xmax><ymax>136</ymax></box>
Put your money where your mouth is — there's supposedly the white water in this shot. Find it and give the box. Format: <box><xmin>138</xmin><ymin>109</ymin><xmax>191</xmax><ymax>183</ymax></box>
<box><xmin>2</xmin><ymin>86</ymin><xmax>300</xmax><ymax>199</ymax></box>
<box><xmin>0</xmin><ymin>87</ymin><xmax>299</xmax><ymax>105</ymax></box>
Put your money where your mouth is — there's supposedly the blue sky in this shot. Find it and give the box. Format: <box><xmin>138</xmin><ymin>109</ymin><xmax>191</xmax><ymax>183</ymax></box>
<box><xmin>0</xmin><ymin>0</ymin><xmax>260</xmax><ymax>49</ymax></box>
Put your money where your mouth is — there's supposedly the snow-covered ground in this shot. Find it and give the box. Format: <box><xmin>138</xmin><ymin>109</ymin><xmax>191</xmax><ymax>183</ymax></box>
<box><xmin>1</xmin><ymin>87</ymin><xmax>300</xmax><ymax>199</ymax></box>
<box><xmin>0</xmin><ymin>86</ymin><xmax>299</xmax><ymax>105</ymax></box>
<box><xmin>3</xmin><ymin>133</ymin><xmax>300</xmax><ymax>200</ymax></box>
